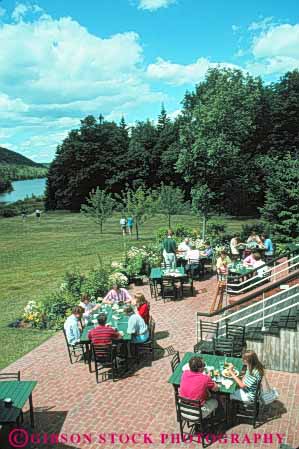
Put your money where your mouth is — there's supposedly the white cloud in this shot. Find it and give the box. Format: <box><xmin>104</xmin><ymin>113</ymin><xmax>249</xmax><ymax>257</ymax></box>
<box><xmin>248</xmin><ymin>23</ymin><xmax>299</xmax><ymax>75</ymax></box>
<box><xmin>0</xmin><ymin>6</ymin><xmax>6</xmax><ymax>17</ymax></box>
<box><xmin>248</xmin><ymin>17</ymin><xmax>274</xmax><ymax>31</ymax></box>
<box><xmin>147</xmin><ymin>57</ymin><xmax>240</xmax><ymax>85</ymax></box>
<box><xmin>0</xmin><ymin>5</ymin><xmax>165</xmax><ymax>161</ymax></box>
<box><xmin>138</xmin><ymin>0</ymin><xmax>176</xmax><ymax>11</ymax></box>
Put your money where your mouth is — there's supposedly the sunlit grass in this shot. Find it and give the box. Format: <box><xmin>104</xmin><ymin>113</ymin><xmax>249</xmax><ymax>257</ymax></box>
<box><xmin>0</xmin><ymin>211</ymin><xmax>258</xmax><ymax>368</ymax></box>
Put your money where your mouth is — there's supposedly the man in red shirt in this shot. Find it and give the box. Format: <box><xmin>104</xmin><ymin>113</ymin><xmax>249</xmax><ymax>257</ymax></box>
<box><xmin>179</xmin><ymin>357</ymin><xmax>219</xmax><ymax>418</ymax></box>
<box><xmin>88</xmin><ymin>313</ymin><xmax>121</xmax><ymax>345</ymax></box>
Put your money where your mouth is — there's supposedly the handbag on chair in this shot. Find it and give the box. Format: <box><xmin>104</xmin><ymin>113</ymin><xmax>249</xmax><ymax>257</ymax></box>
<box><xmin>260</xmin><ymin>375</ymin><xmax>279</xmax><ymax>405</ymax></box>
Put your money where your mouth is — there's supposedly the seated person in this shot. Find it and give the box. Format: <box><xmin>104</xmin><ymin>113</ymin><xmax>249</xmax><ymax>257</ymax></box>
<box><xmin>179</xmin><ymin>356</ymin><xmax>219</xmax><ymax>417</ymax></box>
<box><xmin>201</xmin><ymin>241</ymin><xmax>213</xmax><ymax>258</ymax></box>
<box><xmin>243</xmin><ymin>250</ymin><xmax>256</xmax><ymax>267</ymax></box>
<box><xmin>125</xmin><ymin>305</ymin><xmax>149</xmax><ymax>343</ymax></box>
<box><xmin>247</xmin><ymin>230</ymin><xmax>262</xmax><ymax>246</ymax></box>
<box><xmin>103</xmin><ymin>283</ymin><xmax>132</xmax><ymax>304</ymax></box>
<box><xmin>251</xmin><ymin>253</ymin><xmax>268</xmax><ymax>277</ymax></box>
<box><xmin>64</xmin><ymin>306</ymin><xmax>83</xmax><ymax>345</ymax></box>
<box><xmin>79</xmin><ymin>293</ymin><xmax>101</xmax><ymax>323</ymax></box>
<box><xmin>244</xmin><ymin>252</ymin><xmax>267</xmax><ymax>273</ymax></box>
<box><xmin>88</xmin><ymin>313</ymin><xmax>121</xmax><ymax>345</ymax></box>
<box><xmin>230</xmin><ymin>351</ymin><xmax>264</xmax><ymax>402</ymax></box>
<box><xmin>186</xmin><ymin>246</ymin><xmax>200</xmax><ymax>263</ymax></box>
<box><xmin>230</xmin><ymin>234</ymin><xmax>244</xmax><ymax>258</ymax></box>
<box><xmin>177</xmin><ymin>238</ymin><xmax>191</xmax><ymax>260</ymax></box>
<box><xmin>135</xmin><ymin>292</ymin><xmax>150</xmax><ymax>325</ymax></box>
<box><xmin>216</xmin><ymin>251</ymin><xmax>231</xmax><ymax>277</ymax></box>
<box><xmin>260</xmin><ymin>233</ymin><xmax>274</xmax><ymax>257</ymax></box>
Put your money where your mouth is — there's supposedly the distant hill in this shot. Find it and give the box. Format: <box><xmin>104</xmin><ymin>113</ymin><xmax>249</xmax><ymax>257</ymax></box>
<box><xmin>0</xmin><ymin>146</ymin><xmax>42</xmax><ymax>167</ymax></box>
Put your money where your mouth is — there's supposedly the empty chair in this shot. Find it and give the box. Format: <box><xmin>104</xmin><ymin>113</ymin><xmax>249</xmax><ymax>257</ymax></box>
<box><xmin>161</xmin><ymin>278</ymin><xmax>178</xmax><ymax>302</ymax></box>
<box><xmin>213</xmin><ymin>336</ymin><xmax>236</xmax><ymax>357</ymax></box>
<box><xmin>170</xmin><ymin>351</ymin><xmax>181</xmax><ymax>373</ymax></box>
<box><xmin>226</xmin><ymin>323</ymin><xmax>246</xmax><ymax>348</ymax></box>
<box><xmin>0</xmin><ymin>372</ymin><xmax>21</xmax><ymax>381</ymax></box>
<box><xmin>180</xmin><ymin>274</ymin><xmax>194</xmax><ymax>297</ymax></box>
<box><xmin>195</xmin><ymin>320</ymin><xmax>219</xmax><ymax>354</ymax></box>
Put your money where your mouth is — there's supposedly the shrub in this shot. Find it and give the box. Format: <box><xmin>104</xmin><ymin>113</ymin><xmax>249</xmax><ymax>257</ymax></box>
<box><xmin>0</xmin><ymin>207</ymin><xmax>20</xmax><ymax>217</ymax></box>
<box><xmin>42</xmin><ymin>290</ymin><xmax>78</xmax><ymax>330</ymax></box>
<box><xmin>81</xmin><ymin>263</ymin><xmax>110</xmax><ymax>298</ymax></box>
<box><xmin>240</xmin><ymin>223</ymin><xmax>268</xmax><ymax>241</ymax></box>
<box><xmin>108</xmin><ymin>272</ymin><xmax>128</xmax><ymax>288</ymax></box>
<box><xmin>207</xmin><ymin>222</ymin><xmax>227</xmax><ymax>236</ymax></box>
<box><xmin>62</xmin><ymin>270</ymin><xmax>86</xmax><ymax>300</ymax></box>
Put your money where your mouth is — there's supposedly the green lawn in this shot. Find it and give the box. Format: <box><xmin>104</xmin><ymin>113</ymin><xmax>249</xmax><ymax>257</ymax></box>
<box><xmin>0</xmin><ymin>211</ymin><xmax>258</xmax><ymax>369</ymax></box>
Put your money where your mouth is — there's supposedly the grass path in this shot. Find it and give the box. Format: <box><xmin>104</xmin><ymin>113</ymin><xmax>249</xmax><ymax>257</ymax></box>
<box><xmin>0</xmin><ymin>211</ymin><xmax>257</xmax><ymax>368</ymax></box>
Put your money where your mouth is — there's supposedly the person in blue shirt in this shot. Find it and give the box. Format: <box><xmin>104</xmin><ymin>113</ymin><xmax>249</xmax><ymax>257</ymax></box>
<box><xmin>202</xmin><ymin>241</ymin><xmax>213</xmax><ymax>258</ymax></box>
<box><xmin>127</xmin><ymin>217</ymin><xmax>134</xmax><ymax>235</ymax></box>
<box><xmin>261</xmin><ymin>234</ymin><xmax>274</xmax><ymax>257</ymax></box>
<box><xmin>64</xmin><ymin>306</ymin><xmax>83</xmax><ymax>345</ymax></box>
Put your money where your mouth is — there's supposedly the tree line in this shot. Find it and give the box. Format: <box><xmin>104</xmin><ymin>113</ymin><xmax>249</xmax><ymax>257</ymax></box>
<box><xmin>45</xmin><ymin>68</ymin><xmax>299</xmax><ymax>240</ymax></box>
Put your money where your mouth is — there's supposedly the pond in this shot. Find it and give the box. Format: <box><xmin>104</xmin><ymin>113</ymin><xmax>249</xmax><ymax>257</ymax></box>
<box><xmin>0</xmin><ymin>178</ymin><xmax>47</xmax><ymax>203</ymax></box>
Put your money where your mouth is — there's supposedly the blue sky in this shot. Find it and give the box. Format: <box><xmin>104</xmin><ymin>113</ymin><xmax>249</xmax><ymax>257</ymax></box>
<box><xmin>0</xmin><ymin>0</ymin><xmax>298</xmax><ymax>162</ymax></box>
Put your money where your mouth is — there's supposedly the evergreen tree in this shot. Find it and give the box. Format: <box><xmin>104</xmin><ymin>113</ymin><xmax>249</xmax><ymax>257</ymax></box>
<box><xmin>261</xmin><ymin>155</ymin><xmax>299</xmax><ymax>241</ymax></box>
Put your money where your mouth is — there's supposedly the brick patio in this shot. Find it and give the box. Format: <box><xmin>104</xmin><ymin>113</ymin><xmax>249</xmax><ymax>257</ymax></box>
<box><xmin>1</xmin><ymin>275</ymin><xmax>298</xmax><ymax>449</ymax></box>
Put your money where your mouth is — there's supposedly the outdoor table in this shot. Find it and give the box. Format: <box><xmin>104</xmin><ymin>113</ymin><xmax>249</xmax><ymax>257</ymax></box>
<box><xmin>80</xmin><ymin>305</ymin><xmax>131</xmax><ymax>372</ymax></box>
<box><xmin>0</xmin><ymin>381</ymin><xmax>37</xmax><ymax>427</ymax></box>
<box><xmin>150</xmin><ymin>266</ymin><xmax>185</xmax><ymax>281</ymax></box>
<box><xmin>168</xmin><ymin>352</ymin><xmax>244</xmax><ymax>424</ymax></box>
<box><xmin>228</xmin><ymin>262</ymin><xmax>254</xmax><ymax>284</ymax></box>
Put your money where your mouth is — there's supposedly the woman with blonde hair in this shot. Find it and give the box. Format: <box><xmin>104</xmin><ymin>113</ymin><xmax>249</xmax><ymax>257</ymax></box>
<box><xmin>134</xmin><ymin>292</ymin><xmax>150</xmax><ymax>324</ymax></box>
<box><xmin>229</xmin><ymin>350</ymin><xmax>264</xmax><ymax>402</ymax></box>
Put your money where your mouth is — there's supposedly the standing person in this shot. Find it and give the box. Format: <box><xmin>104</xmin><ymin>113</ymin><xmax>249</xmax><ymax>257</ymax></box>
<box><xmin>216</xmin><ymin>251</ymin><xmax>231</xmax><ymax>279</ymax></box>
<box><xmin>21</xmin><ymin>208</ymin><xmax>26</xmax><ymax>221</ymax></box>
<box><xmin>35</xmin><ymin>209</ymin><xmax>41</xmax><ymax>222</ymax></box>
<box><xmin>64</xmin><ymin>306</ymin><xmax>83</xmax><ymax>346</ymax></box>
<box><xmin>127</xmin><ymin>216</ymin><xmax>134</xmax><ymax>236</ymax></box>
<box><xmin>230</xmin><ymin>351</ymin><xmax>264</xmax><ymax>402</ymax></box>
<box><xmin>120</xmin><ymin>216</ymin><xmax>127</xmax><ymax>236</ymax></box>
<box><xmin>134</xmin><ymin>292</ymin><xmax>150</xmax><ymax>324</ymax></box>
<box><xmin>162</xmin><ymin>229</ymin><xmax>177</xmax><ymax>270</ymax></box>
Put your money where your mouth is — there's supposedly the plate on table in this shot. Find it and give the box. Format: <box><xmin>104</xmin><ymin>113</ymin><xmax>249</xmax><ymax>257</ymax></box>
<box><xmin>112</xmin><ymin>315</ymin><xmax>120</xmax><ymax>320</ymax></box>
<box><xmin>222</xmin><ymin>368</ymin><xmax>239</xmax><ymax>378</ymax></box>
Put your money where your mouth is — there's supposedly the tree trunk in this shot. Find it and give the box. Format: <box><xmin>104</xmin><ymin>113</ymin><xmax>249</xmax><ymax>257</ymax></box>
<box><xmin>168</xmin><ymin>214</ymin><xmax>171</xmax><ymax>228</ymax></box>
<box><xmin>202</xmin><ymin>214</ymin><xmax>207</xmax><ymax>241</ymax></box>
<box><xmin>100</xmin><ymin>220</ymin><xmax>103</xmax><ymax>234</ymax></box>
<box><xmin>136</xmin><ymin>221</ymin><xmax>139</xmax><ymax>240</ymax></box>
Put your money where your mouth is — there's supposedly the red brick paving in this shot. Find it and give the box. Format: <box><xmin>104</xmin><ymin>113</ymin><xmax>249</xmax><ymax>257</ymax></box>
<box><xmin>1</xmin><ymin>274</ymin><xmax>298</xmax><ymax>449</ymax></box>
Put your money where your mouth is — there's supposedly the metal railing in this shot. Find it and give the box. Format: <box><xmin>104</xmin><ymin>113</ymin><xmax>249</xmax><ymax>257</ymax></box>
<box><xmin>226</xmin><ymin>254</ymin><xmax>299</xmax><ymax>295</ymax></box>
<box><xmin>215</xmin><ymin>284</ymin><xmax>299</xmax><ymax>336</ymax></box>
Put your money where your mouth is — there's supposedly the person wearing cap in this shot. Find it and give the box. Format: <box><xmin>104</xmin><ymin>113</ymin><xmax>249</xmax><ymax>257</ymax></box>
<box><xmin>179</xmin><ymin>356</ymin><xmax>219</xmax><ymax>417</ymax></box>
<box><xmin>124</xmin><ymin>305</ymin><xmax>149</xmax><ymax>343</ymax></box>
